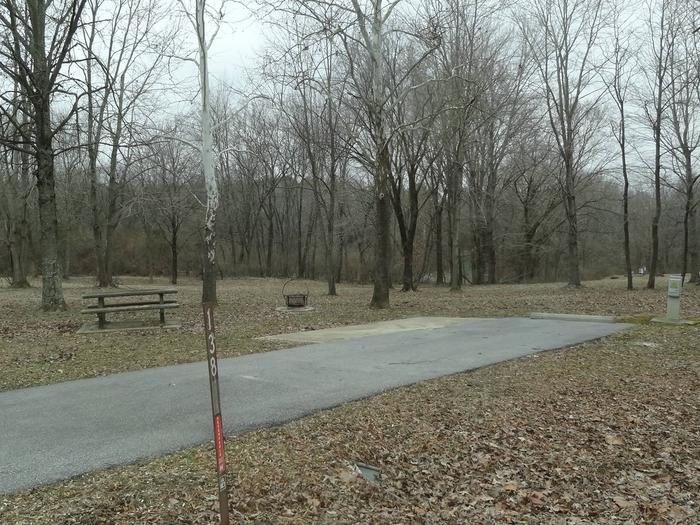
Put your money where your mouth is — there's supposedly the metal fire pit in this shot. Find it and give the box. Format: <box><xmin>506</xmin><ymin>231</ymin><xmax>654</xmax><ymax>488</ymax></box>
<box><xmin>282</xmin><ymin>279</ymin><xmax>309</xmax><ymax>308</ymax></box>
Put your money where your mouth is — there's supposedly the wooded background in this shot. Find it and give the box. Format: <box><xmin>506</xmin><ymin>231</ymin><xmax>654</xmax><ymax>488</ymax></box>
<box><xmin>1</xmin><ymin>0</ymin><xmax>698</xmax><ymax>309</ymax></box>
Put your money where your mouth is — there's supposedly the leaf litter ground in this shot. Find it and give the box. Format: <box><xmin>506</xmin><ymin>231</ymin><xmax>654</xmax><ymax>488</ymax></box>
<box><xmin>0</xmin><ymin>276</ymin><xmax>699</xmax><ymax>523</ymax></box>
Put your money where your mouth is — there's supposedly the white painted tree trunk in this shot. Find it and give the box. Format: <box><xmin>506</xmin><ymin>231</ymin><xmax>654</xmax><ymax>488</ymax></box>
<box><xmin>196</xmin><ymin>0</ymin><xmax>219</xmax><ymax>303</ymax></box>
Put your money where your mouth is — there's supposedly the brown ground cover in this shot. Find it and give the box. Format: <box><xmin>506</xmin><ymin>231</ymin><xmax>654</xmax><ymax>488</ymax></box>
<box><xmin>1</xmin><ymin>276</ymin><xmax>699</xmax><ymax>524</ymax></box>
<box><xmin>1</xmin><ymin>274</ymin><xmax>698</xmax><ymax>391</ymax></box>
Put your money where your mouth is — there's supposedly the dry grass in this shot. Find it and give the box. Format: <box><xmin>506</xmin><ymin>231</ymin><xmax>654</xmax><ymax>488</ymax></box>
<box><xmin>1</xmin><ymin>276</ymin><xmax>699</xmax><ymax>524</ymax></box>
<box><xmin>2</xmin><ymin>274</ymin><xmax>699</xmax><ymax>392</ymax></box>
<box><xmin>1</xmin><ymin>324</ymin><xmax>698</xmax><ymax>524</ymax></box>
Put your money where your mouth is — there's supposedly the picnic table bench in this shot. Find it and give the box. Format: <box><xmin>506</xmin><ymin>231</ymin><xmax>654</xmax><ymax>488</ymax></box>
<box><xmin>78</xmin><ymin>288</ymin><xmax>180</xmax><ymax>333</ymax></box>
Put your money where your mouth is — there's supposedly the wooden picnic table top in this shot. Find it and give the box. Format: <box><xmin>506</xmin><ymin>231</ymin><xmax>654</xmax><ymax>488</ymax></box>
<box><xmin>82</xmin><ymin>288</ymin><xmax>178</xmax><ymax>300</ymax></box>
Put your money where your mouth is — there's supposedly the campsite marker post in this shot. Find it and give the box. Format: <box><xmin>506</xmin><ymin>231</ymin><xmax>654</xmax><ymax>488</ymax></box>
<box><xmin>203</xmin><ymin>303</ymin><xmax>230</xmax><ymax>525</ymax></box>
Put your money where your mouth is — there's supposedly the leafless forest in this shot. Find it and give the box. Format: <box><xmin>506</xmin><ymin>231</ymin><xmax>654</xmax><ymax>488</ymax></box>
<box><xmin>1</xmin><ymin>0</ymin><xmax>699</xmax><ymax>309</ymax></box>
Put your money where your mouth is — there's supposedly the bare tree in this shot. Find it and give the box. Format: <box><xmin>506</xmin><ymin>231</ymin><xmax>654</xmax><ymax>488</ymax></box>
<box><xmin>520</xmin><ymin>0</ymin><xmax>606</xmax><ymax>287</ymax></box>
<box><xmin>0</xmin><ymin>0</ymin><xmax>87</xmax><ymax>309</ymax></box>
<box><xmin>144</xmin><ymin>136</ymin><xmax>196</xmax><ymax>284</ymax></box>
<box><xmin>79</xmin><ymin>0</ymin><xmax>171</xmax><ymax>287</ymax></box>
<box><xmin>290</xmin><ymin>19</ymin><xmax>352</xmax><ymax>295</ymax></box>
<box><xmin>343</xmin><ymin>0</ymin><xmax>397</xmax><ymax>307</ymax></box>
<box><xmin>427</xmin><ymin>147</ymin><xmax>447</xmax><ymax>285</ymax></box>
<box><xmin>603</xmin><ymin>3</ymin><xmax>634</xmax><ymax>290</ymax></box>
<box><xmin>642</xmin><ymin>0</ymin><xmax>675</xmax><ymax>288</ymax></box>
<box><xmin>0</xmin><ymin>112</ymin><xmax>32</xmax><ymax>287</ymax></box>
<box><xmin>387</xmin><ymin>52</ymin><xmax>441</xmax><ymax>291</ymax></box>
<box><xmin>172</xmin><ymin>0</ymin><xmax>229</xmax><ymax>302</ymax></box>
<box><xmin>663</xmin><ymin>8</ymin><xmax>700</xmax><ymax>284</ymax></box>
<box><xmin>260</xmin><ymin>11</ymin><xmax>353</xmax><ymax>293</ymax></box>
<box><xmin>511</xmin><ymin>139</ymin><xmax>561</xmax><ymax>282</ymax></box>
<box><xmin>276</xmin><ymin>0</ymin><xmax>439</xmax><ymax>304</ymax></box>
<box><xmin>428</xmin><ymin>0</ymin><xmax>487</xmax><ymax>291</ymax></box>
<box><xmin>464</xmin><ymin>34</ymin><xmax>530</xmax><ymax>285</ymax></box>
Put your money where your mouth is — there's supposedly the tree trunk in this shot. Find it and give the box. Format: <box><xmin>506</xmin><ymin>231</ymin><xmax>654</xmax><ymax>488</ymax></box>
<box><xmin>36</xmin><ymin>128</ymin><xmax>65</xmax><ymax>310</ymax></box>
<box><xmin>310</xmin><ymin>231</ymin><xmax>318</xmax><ymax>279</ymax></box>
<box><xmin>647</xmin><ymin>169</ymin><xmax>661</xmax><ymax>289</ymax></box>
<box><xmin>647</xmin><ymin>13</ymin><xmax>666</xmax><ymax>290</ymax></box>
<box><xmin>337</xmin><ymin>235</ymin><xmax>345</xmax><ymax>284</ymax></box>
<box><xmin>471</xmin><ymin>223</ymin><xmax>484</xmax><ymax>285</ymax></box>
<box><xmin>357</xmin><ymin>242</ymin><xmax>366</xmax><ymax>283</ymax></box>
<box><xmin>486</xmin><ymin>226</ymin><xmax>496</xmax><ymax>284</ymax></box>
<box><xmin>448</xmin><ymin>163</ymin><xmax>462</xmax><ymax>292</ymax></box>
<box><xmin>622</xmin><ymin>164</ymin><xmax>632</xmax><ymax>290</ymax></box>
<box><xmin>326</xmin><ymin>235</ymin><xmax>337</xmax><ymax>295</ymax></box>
<box><xmin>171</xmin><ymin>228</ymin><xmax>178</xmax><ymax>285</ymax></box>
<box><xmin>301</xmin><ymin>203</ymin><xmax>317</xmax><ymax>279</ymax></box>
<box><xmin>255</xmin><ymin>229</ymin><xmax>264</xmax><ymax>277</ymax></box>
<box><xmin>62</xmin><ymin>229</ymin><xmax>71</xmax><ymax>279</ymax></box>
<box><xmin>95</xmin><ymin>235</ymin><xmax>108</xmax><ymax>286</ymax></box>
<box><xmin>9</xmin><ymin>234</ymin><xmax>30</xmax><ymax>287</ymax></box>
<box><xmin>485</xmin><ymin>163</ymin><xmax>499</xmax><ymax>285</ymax></box>
<box><xmin>297</xmin><ymin>181</ymin><xmax>304</xmax><ymax>277</ymax></box>
<box><xmin>523</xmin><ymin>229</ymin><xmax>538</xmax><ymax>282</ymax></box>
<box><xmin>617</xmin><ymin>102</ymin><xmax>633</xmax><ymax>291</ymax></box>
<box><xmin>86</xmin><ymin>27</ymin><xmax>110</xmax><ymax>289</ymax></box>
<box><xmin>142</xmin><ymin>217</ymin><xmax>154</xmax><ymax>283</ymax></box>
<box><xmin>485</xmin><ymin>200</ymin><xmax>497</xmax><ymax>284</ymax></box>
<box><xmin>4</xmin><ymin>103</ymin><xmax>30</xmax><ymax>288</ymax></box>
<box><xmin>680</xmin><ymin>146</ymin><xmax>694</xmax><ymax>285</ymax></box>
<box><xmin>565</xmin><ymin>191</ymin><xmax>581</xmax><ymax>287</ymax></box>
<box><xmin>8</xmin><ymin>201</ymin><xmax>30</xmax><ymax>288</ymax></box>
<box><xmin>344</xmin><ymin>237</ymin><xmax>351</xmax><ymax>283</ymax></box>
<box><xmin>102</xmin><ymin>217</ymin><xmax>117</xmax><ymax>287</ymax></box>
<box><xmin>265</xmin><ymin>211</ymin><xmax>274</xmax><ymax>277</ymax></box>
<box><xmin>401</xmin><ymin>240</ymin><xmax>415</xmax><ymax>291</ymax></box>
<box><xmin>434</xmin><ymin>201</ymin><xmax>445</xmax><ymax>286</ymax></box>
<box><xmin>368</xmin><ymin>8</ymin><xmax>390</xmax><ymax>309</ymax></box>
<box><xmin>100</xmin><ymin>76</ymin><xmax>127</xmax><ymax>288</ymax></box>
<box><xmin>682</xmin><ymin>193</ymin><xmax>690</xmax><ymax>285</ymax></box>
<box><xmin>564</xmin><ymin>158</ymin><xmax>581</xmax><ymax>287</ymax></box>
<box><xmin>32</xmin><ymin>20</ymin><xmax>65</xmax><ymax>309</ymax></box>
<box><xmin>326</xmin><ymin>197</ymin><xmax>337</xmax><ymax>296</ymax></box>
<box><xmin>689</xmin><ymin>206</ymin><xmax>699</xmax><ymax>283</ymax></box>
<box><xmin>370</xmin><ymin>146</ymin><xmax>391</xmax><ymax>308</ymax></box>
<box><xmin>327</xmin><ymin>250</ymin><xmax>337</xmax><ymax>295</ymax></box>
<box><xmin>199</xmin><ymin>2</ymin><xmax>218</xmax><ymax>305</ymax></box>
<box><xmin>326</xmin><ymin>162</ymin><xmax>337</xmax><ymax>296</ymax></box>
<box><xmin>450</xmin><ymin>213</ymin><xmax>461</xmax><ymax>290</ymax></box>
<box><xmin>89</xmin><ymin>170</ymin><xmax>107</xmax><ymax>287</ymax></box>
<box><xmin>228</xmin><ymin>225</ymin><xmax>236</xmax><ymax>275</ymax></box>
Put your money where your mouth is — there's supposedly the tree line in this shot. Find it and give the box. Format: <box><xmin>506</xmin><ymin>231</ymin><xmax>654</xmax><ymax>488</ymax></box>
<box><xmin>1</xmin><ymin>0</ymin><xmax>698</xmax><ymax>310</ymax></box>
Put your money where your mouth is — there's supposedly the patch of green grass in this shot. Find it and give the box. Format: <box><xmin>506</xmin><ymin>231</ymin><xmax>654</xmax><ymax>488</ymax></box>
<box><xmin>615</xmin><ymin>313</ymin><xmax>654</xmax><ymax>324</ymax></box>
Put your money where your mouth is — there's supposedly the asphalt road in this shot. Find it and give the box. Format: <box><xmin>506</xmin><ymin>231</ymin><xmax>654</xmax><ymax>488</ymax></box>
<box><xmin>0</xmin><ymin>317</ymin><xmax>630</xmax><ymax>494</ymax></box>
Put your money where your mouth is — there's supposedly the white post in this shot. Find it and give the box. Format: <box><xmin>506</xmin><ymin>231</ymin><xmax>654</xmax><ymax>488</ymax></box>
<box><xmin>666</xmin><ymin>274</ymin><xmax>682</xmax><ymax>322</ymax></box>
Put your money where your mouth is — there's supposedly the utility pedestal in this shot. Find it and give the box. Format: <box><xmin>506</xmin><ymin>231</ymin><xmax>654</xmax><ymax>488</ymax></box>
<box><xmin>652</xmin><ymin>275</ymin><xmax>698</xmax><ymax>325</ymax></box>
<box><xmin>666</xmin><ymin>274</ymin><xmax>682</xmax><ymax>322</ymax></box>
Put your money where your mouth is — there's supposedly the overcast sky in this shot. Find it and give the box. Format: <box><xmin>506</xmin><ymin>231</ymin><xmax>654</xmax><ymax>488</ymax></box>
<box><xmin>156</xmin><ymin>3</ymin><xmax>266</xmax><ymax>118</ymax></box>
<box><xmin>207</xmin><ymin>10</ymin><xmax>265</xmax><ymax>87</ymax></box>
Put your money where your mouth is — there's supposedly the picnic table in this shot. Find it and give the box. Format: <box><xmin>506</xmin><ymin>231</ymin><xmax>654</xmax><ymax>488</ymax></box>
<box><xmin>79</xmin><ymin>288</ymin><xmax>180</xmax><ymax>333</ymax></box>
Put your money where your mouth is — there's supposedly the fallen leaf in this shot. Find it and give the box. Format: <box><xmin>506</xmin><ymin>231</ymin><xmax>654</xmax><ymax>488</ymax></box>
<box><xmin>605</xmin><ymin>434</ymin><xmax>624</xmax><ymax>445</ymax></box>
<box><xmin>613</xmin><ymin>496</ymin><xmax>636</xmax><ymax>509</ymax></box>
<box><xmin>338</xmin><ymin>468</ymin><xmax>360</xmax><ymax>483</ymax></box>
<box><xmin>502</xmin><ymin>481</ymin><xmax>519</xmax><ymax>491</ymax></box>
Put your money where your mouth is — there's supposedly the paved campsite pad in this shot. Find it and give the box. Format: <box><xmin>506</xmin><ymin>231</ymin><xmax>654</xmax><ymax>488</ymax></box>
<box><xmin>0</xmin><ymin>317</ymin><xmax>630</xmax><ymax>495</ymax></box>
<box><xmin>260</xmin><ymin>316</ymin><xmax>477</xmax><ymax>343</ymax></box>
